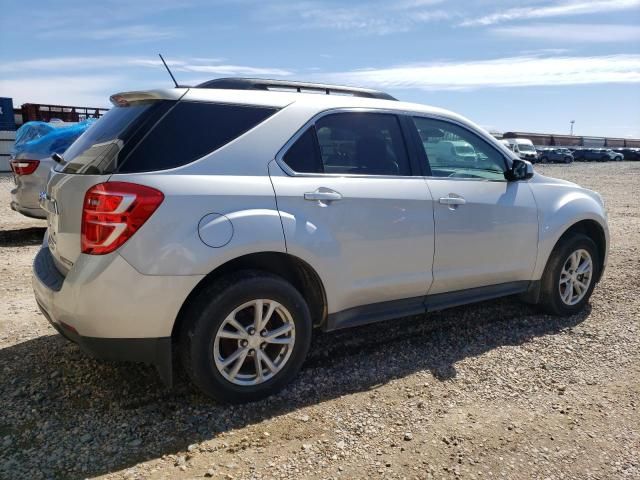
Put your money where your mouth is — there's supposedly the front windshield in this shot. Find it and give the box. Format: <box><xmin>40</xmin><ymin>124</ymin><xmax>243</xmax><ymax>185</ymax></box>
<box><xmin>518</xmin><ymin>144</ymin><xmax>535</xmax><ymax>152</ymax></box>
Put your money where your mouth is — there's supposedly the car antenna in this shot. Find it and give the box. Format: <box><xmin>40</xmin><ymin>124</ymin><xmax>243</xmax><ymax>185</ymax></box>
<box><xmin>158</xmin><ymin>53</ymin><xmax>179</xmax><ymax>88</ymax></box>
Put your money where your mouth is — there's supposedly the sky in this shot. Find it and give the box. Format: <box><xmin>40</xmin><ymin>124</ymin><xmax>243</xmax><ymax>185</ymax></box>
<box><xmin>1</xmin><ymin>0</ymin><xmax>639</xmax><ymax>137</ymax></box>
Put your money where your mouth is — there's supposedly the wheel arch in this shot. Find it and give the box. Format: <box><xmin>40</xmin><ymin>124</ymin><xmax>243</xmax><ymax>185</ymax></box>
<box><xmin>548</xmin><ymin>219</ymin><xmax>607</xmax><ymax>283</ymax></box>
<box><xmin>172</xmin><ymin>251</ymin><xmax>328</xmax><ymax>341</ymax></box>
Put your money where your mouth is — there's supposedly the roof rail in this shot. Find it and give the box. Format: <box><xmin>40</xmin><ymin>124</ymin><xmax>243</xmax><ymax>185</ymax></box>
<box><xmin>195</xmin><ymin>77</ymin><xmax>397</xmax><ymax>101</ymax></box>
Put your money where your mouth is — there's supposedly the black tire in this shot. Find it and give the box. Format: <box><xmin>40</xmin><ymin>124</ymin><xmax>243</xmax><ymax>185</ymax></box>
<box><xmin>538</xmin><ymin>233</ymin><xmax>600</xmax><ymax>316</ymax></box>
<box><xmin>179</xmin><ymin>270</ymin><xmax>312</xmax><ymax>403</ymax></box>
<box><xmin>564</xmin><ymin>157</ymin><xmax>572</xmax><ymax>164</ymax></box>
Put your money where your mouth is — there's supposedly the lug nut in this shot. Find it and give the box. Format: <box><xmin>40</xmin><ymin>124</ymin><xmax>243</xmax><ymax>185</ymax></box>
<box><xmin>240</xmin><ymin>340</ymin><xmax>248</xmax><ymax>347</ymax></box>
<box><xmin>249</xmin><ymin>349</ymin><xmax>255</xmax><ymax>356</ymax></box>
<box><xmin>260</xmin><ymin>330</ymin><xmax>267</xmax><ymax>337</ymax></box>
<box><xmin>248</xmin><ymin>328</ymin><xmax>256</xmax><ymax>335</ymax></box>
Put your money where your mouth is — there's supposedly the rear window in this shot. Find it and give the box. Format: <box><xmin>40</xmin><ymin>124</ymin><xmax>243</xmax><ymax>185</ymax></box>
<box><xmin>59</xmin><ymin>101</ymin><xmax>278</xmax><ymax>174</ymax></box>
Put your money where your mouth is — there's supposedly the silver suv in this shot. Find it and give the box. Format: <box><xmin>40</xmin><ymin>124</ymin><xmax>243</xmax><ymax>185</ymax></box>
<box><xmin>32</xmin><ymin>79</ymin><xmax>609</xmax><ymax>403</ymax></box>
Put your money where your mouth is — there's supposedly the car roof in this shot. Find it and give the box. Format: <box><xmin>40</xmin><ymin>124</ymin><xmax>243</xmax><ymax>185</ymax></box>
<box><xmin>112</xmin><ymin>86</ymin><xmax>470</xmax><ymax>126</ymax></box>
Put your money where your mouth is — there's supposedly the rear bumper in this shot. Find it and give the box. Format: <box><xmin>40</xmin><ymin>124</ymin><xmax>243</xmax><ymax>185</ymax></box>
<box><xmin>32</xmin><ymin>238</ymin><xmax>204</xmax><ymax>385</ymax></box>
<box><xmin>10</xmin><ymin>200</ymin><xmax>47</xmax><ymax>219</ymax></box>
<box><xmin>37</xmin><ymin>300</ymin><xmax>173</xmax><ymax>384</ymax></box>
<box><xmin>10</xmin><ymin>164</ymin><xmax>49</xmax><ymax>217</ymax></box>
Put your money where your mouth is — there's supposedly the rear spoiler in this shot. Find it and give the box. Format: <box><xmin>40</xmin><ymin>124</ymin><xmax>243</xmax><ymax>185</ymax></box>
<box><xmin>109</xmin><ymin>89</ymin><xmax>188</xmax><ymax>107</ymax></box>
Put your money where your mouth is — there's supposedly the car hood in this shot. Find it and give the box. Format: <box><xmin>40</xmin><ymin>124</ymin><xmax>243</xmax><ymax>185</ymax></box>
<box><xmin>529</xmin><ymin>172</ymin><xmax>605</xmax><ymax>208</ymax></box>
<box><xmin>530</xmin><ymin>172</ymin><xmax>578</xmax><ymax>187</ymax></box>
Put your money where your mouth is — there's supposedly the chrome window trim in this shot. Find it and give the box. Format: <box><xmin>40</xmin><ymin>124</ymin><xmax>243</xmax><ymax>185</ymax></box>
<box><xmin>274</xmin><ymin>107</ymin><xmax>515</xmax><ymax>181</ymax></box>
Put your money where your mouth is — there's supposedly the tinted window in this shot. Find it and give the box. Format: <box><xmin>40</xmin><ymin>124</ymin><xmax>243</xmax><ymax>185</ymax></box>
<box><xmin>59</xmin><ymin>101</ymin><xmax>277</xmax><ymax>174</ymax></box>
<box><xmin>120</xmin><ymin>102</ymin><xmax>277</xmax><ymax>173</ymax></box>
<box><xmin>282</xmin><ymin>127</ymin><xmax>323</xmax><ymax>173</ymax></box>
<box><xmin>413</xmin><ymin>117</ymin><xmax>506</xmax><ymax>181</ymax></box>
<box><xmin>315</xmin><ymin>113</ymin><xmax>410</xmax><ymax>176</ymax></box>
<box><xmin>60</xmin><ymin>101</ymin><xmax>172</xmax><ymax>174</ymax></box>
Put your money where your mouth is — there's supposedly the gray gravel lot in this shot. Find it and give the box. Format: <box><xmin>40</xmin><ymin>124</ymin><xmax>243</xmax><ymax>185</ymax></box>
<box><xmin>0</xmin><ymin>163</ymin><xmax>638</xmax><ymax>480</ymax></box>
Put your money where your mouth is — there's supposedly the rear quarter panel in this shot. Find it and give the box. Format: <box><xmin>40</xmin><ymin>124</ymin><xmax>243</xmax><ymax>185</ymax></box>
<box><xmin>117</xmin><ymin>173</ymin><xmax>286</xmax><ymax>275</ymax></box>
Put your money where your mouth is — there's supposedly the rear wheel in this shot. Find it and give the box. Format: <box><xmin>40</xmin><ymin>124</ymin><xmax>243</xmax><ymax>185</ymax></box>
<box><xmin>180</xmin><ymin>271</ymin><xmax>312</xmax><ymax>403</ymax></box>
<box><xmin>539</xmin><ymin>234</ymin><xmax>600</xmax><ymax>316</ymax></box>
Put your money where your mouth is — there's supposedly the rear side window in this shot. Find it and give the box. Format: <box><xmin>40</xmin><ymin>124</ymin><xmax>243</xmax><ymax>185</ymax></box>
<box><xmin>59</xmin><ymin>101</ymin><xmax>277</xmax><ymax>174</ymax></box>
<box><xmin>281</xmin><ymin>112</ymin><xmax>411</xmax><ymax>176</ymax></box>
<box><xmin>120</xmin><ymin>102</ymin><xmax>277</xmax><ymax>173</ymax></box>
<box><xmin>282</xmin><ymin>127</ymin><xmax>323</xmax><ymax>173</ymax></box>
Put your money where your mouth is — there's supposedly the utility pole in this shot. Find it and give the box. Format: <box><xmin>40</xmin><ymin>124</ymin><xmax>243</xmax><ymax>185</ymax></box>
<box><xmin>570</xmin><ymin>120</ymin><xmax>575</xmax><ymax>136</ymax></box>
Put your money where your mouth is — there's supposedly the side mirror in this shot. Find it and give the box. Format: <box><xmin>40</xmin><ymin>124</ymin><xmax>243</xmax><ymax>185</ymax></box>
<box><xmin>505</xmin><ymin>159</ymin><xmax>533</xmax><ymax>181</ymax></box>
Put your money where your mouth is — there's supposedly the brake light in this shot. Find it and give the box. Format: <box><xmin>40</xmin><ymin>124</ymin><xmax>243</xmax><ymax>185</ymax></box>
<box><xmin>81</xmin><ymin>182</ymin><xmax>164</xmax><ymax>255</ymax></box>
<box><xmin>10</xmin><ymin>159</ymin><xmax>40</xmax><ymax>175</ymax></box>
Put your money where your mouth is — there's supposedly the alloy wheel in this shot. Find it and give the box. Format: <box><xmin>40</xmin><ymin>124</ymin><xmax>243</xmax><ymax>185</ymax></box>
<box><xmin>558</xmin><ymin>249</ymin><xmax>593</xmax><ymax>306</ymax></box>
<box><xmin>213</xmin><ymin>299</ymin><xmax>296</xmax><ymax>386</ymax></box>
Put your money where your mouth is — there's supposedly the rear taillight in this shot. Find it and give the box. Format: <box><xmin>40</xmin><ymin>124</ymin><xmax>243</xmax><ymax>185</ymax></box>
<box><xmin>10</xmin><ymin>159</ymin><xmax>40</xmax><ymax>175</ymax></box>
<box><xmin>81</xmin><ymin>182</ymin><xmax>164</xmax><ymax>255</ymax></box>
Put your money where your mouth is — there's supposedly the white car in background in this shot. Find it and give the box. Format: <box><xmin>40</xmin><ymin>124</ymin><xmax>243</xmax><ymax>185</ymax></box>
<box><xmin>504</xmin><ymin>138</ymin><xmax>538</xmax><ymax>162</ymax></box>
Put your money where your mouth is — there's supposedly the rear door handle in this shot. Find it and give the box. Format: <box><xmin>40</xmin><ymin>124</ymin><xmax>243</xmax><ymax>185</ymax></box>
<box><xmin>304</xmin><ymin>190</ymin><xmax>343</xmax><ymax>202</ymax></box>
<box><xmin>439</xmin><ymin>196</ymin><xmax>466</xmax><ymax>206</ymax></box>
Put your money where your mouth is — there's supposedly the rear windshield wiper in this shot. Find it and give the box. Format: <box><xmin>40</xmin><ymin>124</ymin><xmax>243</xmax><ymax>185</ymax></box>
<box><xmin>51</xmin><ymin>153</ymin><xmax>65</xmax><ymax>165</ymax></box>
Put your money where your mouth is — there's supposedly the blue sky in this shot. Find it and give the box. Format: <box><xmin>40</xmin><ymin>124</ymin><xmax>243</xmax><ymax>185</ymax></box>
<box><xmin>1</xmin><ymin>0</ymin><xmax>639</xmax><ymax>137</ymax></box>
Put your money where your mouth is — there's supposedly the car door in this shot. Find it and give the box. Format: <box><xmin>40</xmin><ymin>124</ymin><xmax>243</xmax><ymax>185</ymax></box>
<box><xmin>411</xmin><ymin>115</ymin><xmax>538</xmax><ymax>296</ymax></box>
<box><xmin>269</xmin><ymin>111</ymin><xmax>435</xmax><ymax>319</ymax></box>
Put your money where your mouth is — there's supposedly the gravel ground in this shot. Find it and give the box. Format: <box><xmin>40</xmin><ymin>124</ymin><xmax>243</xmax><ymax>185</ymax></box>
<box><xmin>0</xmin><ymin>163</ymin><xmax>638</xmax><ymax>480</ymax></box>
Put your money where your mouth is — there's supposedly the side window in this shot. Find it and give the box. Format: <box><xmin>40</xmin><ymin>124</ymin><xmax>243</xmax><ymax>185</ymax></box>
<box><xmin>413</xmin><ymin>117</ymin><xmax>507</xmax><ymax>181</ymax></box>
<box><xmin>316</xmin><ymin>113</ymin><xmax>411</xmax><ymax>176</ymax></box>
<box><xmin>119</xmin><ymin>102</ymin><xmax>278</xmax><ymax>173</ymax></box>
<box><xmin>282</xmin><ymin>127</ymin><xmax>323</xmax><ymax>173</ymax></box>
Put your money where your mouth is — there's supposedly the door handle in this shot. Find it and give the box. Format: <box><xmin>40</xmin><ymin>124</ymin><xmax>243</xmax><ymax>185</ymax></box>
<box><xmin>439</xmin><ymin>196</ymin><xmax>466</xmax><ymax>206</ymax></box>
<box><xmin>304</xmin><ymin>190</ymin><xmax>343</xmax><ymax>202</ymax></box>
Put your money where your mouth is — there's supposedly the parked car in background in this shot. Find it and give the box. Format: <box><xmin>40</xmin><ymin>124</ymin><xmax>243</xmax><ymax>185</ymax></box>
<box><xmin>612</xmin><ymin>148</ymin><xmax>639</xmax><ymax>161</ymax></box>
<box><xmin>504</xmin><ymin>138</ymin><xmax>538</xmax><ymax>162</ymax></box>
<box><xmin>582</xmin><ymin>149</ymin><xmax>621</xmax><ymax>162</ymax></box>
<box><xmin>605</xmin><ymin>149</ymin><xmax>624</xmax><ymax>161</ymax></box>
<box><xmin>423</xmin><ymin>139</ymin><xmax>478</xmax><ymax>166</ymax></box>
<box><xmin>33</xmin><ymin>78</ymin><xmax>608</xmax><ymax>403</ymax></box>
<box><xmin>539</xmin><ymin>148</ymin><xmax>573</xmax><ymax>164</ymax></box>
<box><xmin>570</xmin><ymin>148</ymin><xmax>586</xmax><ymax>161</ymax></box>
<box><xmin>10</xmin><ymin>120</ymin><xmax>95</xmax><ymax>218</ymax></box>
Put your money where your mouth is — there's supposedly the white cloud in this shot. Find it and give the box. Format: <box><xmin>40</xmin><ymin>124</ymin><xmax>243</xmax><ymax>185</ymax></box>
<box><xmin>128</xmin><ymin>58</ymin><xmax>293</xmax><ymax>76</ymax></box>
<box><xmin>461</xmin><ymin>0</ymin><xmax>640</xmax><ymax>26</ymax></box>
<box><xmin>176</xmin><ymin>65</ymin><xmax>293</xmax><ymax>76</ymax></box>
<box><xmin>259</xmin><ymin>1</ymin><xmax>454</xmax><ymax>35</ymax></box>
<box><xmin>38</xmin><ymin>24</ymin><xmax>180</xmax><ymax>42</ymax></box>
<box><xmin>0</xmin><ymin>56</ymin><xmax>294</xmax><ymax>105</ymax></box>
<box><xmin>493</xmin><ymin>23</ymin><xmax>640</xmax><ymax>42</ymax></box>
<box><xmin>322</xmin><ymin>54</ymin><xmax>640</xmax><ymax>90</ymax></box>
<box><xmin>0</xmin><ymin>76</ymin><xmax>124</xmax><ymax>107</ymax></box>
<box><xmin>0</xmin><ymin>57</ymin><xmax>130</xmax><ymax>73</ymax></box>
<box><xmin>0</xmin><ymin>56</ymin><xmax>292</xmax><ymax>77</ymax></box>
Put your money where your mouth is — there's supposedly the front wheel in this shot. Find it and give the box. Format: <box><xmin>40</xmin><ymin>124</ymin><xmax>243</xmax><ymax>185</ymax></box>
<box><xmin>539</xmin><ymin>234</ymin><xmax>600</xmax><ymax>316</ymax></box>
<box><xmin>180</xmin><ymin>271</ymin><xmax>312</xmax><ymax>403</ymax></box>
